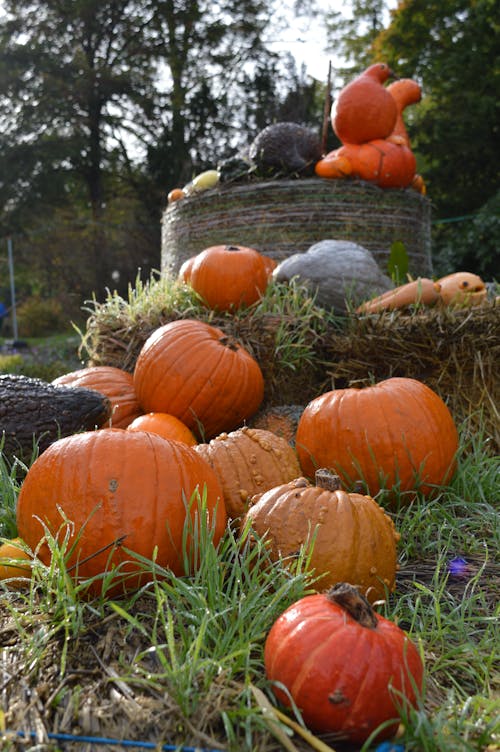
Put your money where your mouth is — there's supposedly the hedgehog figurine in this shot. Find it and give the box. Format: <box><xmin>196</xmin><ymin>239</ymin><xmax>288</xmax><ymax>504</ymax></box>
<box><xmin>248</xmin><ymin>122</ymin><xmax>323</xmax><ymax>177</ymax></box>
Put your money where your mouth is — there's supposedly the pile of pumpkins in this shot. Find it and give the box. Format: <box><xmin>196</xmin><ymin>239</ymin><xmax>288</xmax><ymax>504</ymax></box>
<box><xmin>2</xmin><ymin>241</ymin><xmax>472</xmax><ymax>746</ymax></box>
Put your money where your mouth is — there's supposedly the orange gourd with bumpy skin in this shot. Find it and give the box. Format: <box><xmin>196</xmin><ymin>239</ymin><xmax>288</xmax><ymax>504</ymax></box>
<box><xmin>244</xmin><ymin>470</ymin><xmax>399</xmax><ymax>603</ymax></box>
<box><xmin>133</xmin><ymin>319</ymin><xmax>264</xmax><ymax>440</ymax></box>
<box><xmin>194</xmin><ymin>426</ymin><xmax>301</xmax><ymax>519</ymax></box>
<box><xmin>264</xmin><ymin>582</ymin><xmax>424</xmax><ymax>744</ymax></box>
<box><xmin>189</xmin><ymin>244</ymin><xmax>269</xmax><ymax>311</ymax></box>
<box><xmin>16</xmin><ymin>429</ymin><xmax>226</xmax><ymax>595</ymax></box>
<box><xmin>316</xmin><ymin>139</ymin><xmax>416</xmax><ymax>188</ymax></box>
<box><xmin>53</xmin><ymin>366</ymin><xmax>142</xmax><ymax>429</ymax></box>
<box><xmin>296</xmin><ymin>377</ymin><xmax>458</xmax><ymax>501</ymax></box>
<box><xmin>332</xmin><ymin>63</ymin><xmax>397</xmax><ymax>144</ymax></box>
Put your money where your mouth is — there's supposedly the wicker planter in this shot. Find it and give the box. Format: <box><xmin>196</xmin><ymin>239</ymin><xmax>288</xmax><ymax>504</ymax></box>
<box><xmin>161</xmin><ymin>178</ymin><xmax>433</xmax><ymax>277</ymax></box>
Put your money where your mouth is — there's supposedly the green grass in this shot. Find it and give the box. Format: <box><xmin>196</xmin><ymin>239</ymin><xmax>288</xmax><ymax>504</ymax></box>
<box><xmin>0</xmin><ymin>417</ymin><xmax>498</xmax><ymax>751</ymax></box>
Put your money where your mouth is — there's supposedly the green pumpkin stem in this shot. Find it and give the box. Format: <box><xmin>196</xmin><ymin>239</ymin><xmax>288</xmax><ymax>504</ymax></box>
<box><xmin>327</xmin><ymin>582</ymin><xmax>378</xmax><ymax>629</ymax></box>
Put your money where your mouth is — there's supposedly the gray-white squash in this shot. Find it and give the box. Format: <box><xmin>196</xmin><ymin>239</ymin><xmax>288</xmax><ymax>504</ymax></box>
<box><xmin>272</xmin><ymin>239</ymin><xmax>393</xmax><ymax>312</ymax></box>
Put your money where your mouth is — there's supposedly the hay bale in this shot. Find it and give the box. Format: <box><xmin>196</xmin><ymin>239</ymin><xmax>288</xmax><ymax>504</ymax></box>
<box><xmin>161</xmin><ymin>178</ymin><xmax>432</xmax><ymax>278</ymax></box>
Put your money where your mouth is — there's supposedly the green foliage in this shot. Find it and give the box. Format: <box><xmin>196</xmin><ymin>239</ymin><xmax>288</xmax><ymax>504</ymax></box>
<box><xmin>432</xmin><ymin>190</ymin><xmax>500</xmax><ymax>279</ymax></box>
<box><xmin>388</xmin><ymin>240</ymin><xmax>410</xmax><ymax>284</ymax></box>
<box><xmin>16</xmin><ymin>296</ymin><xmax>69</xmax><ymax>338</ymax></box>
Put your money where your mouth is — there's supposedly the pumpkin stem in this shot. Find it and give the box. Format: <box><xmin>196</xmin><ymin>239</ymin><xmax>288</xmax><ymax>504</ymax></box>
<box><xmin>326</xmin><ymin>582</ymin><xmax>378</xmax><ymax>629</ymax></box>
<box><xmin>225</xmin><ymin>245</ymin><xmax>241</xmax><ymax>252</ymax></box>
<box><xmin>315</xmin><ymin>468</ymin><xmax>342</xmax><ymax>491</ymax></box>
<box><xmin>219</xmin><ymin>335</ymin><xmax>240</xmax><ymax>352</ymax></box>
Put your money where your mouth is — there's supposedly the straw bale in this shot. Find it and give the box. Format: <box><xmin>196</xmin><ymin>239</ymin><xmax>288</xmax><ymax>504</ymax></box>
<box><xmin>161</xmin><ymin>178</ymin><xmax>432</xmax><ymax>277</ymax></box>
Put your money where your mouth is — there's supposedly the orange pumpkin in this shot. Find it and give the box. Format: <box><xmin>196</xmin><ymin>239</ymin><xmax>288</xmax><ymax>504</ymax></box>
<box><xmin>296</xmin><ymin>377</ymin><xmax>459</xmax><ymax>501</ymax></box>
<box><xmin>16</xmin><ymin>429</ymin><xmax>226</xmax><ymax>595</ymax></box>
<box><xmin>167</xmin><ymin>188</ymin><xmax>185</xmax><ymax>204</ymax></box>
<box><xmin>127</xmin><ymin>412</ymin><xmax>197</xmax><ymax>446</ymax></box>
<box><xmin>189</xmin><ymin>244</ymin><xmax>269</xmax><ymax>311</ymax></box>
<box><xmin>178</xmin><ymin>255</ymin><xmax>197</xmax><ymax>283</ymax></box>
<box><xmin>0</xmin><ymin>538</ymin><xmax>32</xmax><ymax>589</ymax></box>
<box><xmin>261</xmin><ymin>254</ymin><xmax>278</xmax><ymax>278</ymax></box>
<box><xmin>133</xmin><ymin>319</ymin><xmax>264</xmax><ymax>440</ymax></box>
<box><xmin>332</xmin><ymin>63</ymin><xmax>398</xmax><ymax>145</ymax></box>
<box><xmin>244</xmin><ymin>470</ymin><xmax>400</xmax><ymax>603</ymax></box>
<box><xmin>53</xmin><ymin>366</ymin><xmax>142</xmax><ymax>429</ymax></box>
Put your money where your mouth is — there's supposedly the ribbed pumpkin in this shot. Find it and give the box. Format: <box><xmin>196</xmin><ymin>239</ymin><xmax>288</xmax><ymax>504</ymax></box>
<box><xmin>53</xmin><ymin>366</ymin><xmax>142</xmax><ymax>429</ymax></box>
<box><xmin>243</xmin><ymin>470</ymin><xmax>399</xmax><ymax>602</ymax></box>
<box><xmin>194</xmin><ymin>426</ymin><xmax>301</xmax><ymax>519</ymax></box>
<box><xmin>133</xmin><ymin>319</ymin><xmax>264</xmax><ymax>441</ymax></box>
<box><xmin>127</xmin><ymin>412</ymin><xmax>197</xmax><ymax>446</ymax></box>
<box><xmin>16</xmin><ymin>429</ymin><xmax>226</xmax><ymax>595</ymax></box>
<box><xmin>189</xmin><ymin>244</ymin><xmax>269</xmax><ymax>311</ymax></box>
<box><xmin>264</xmin><ymin>582</ymin><xmax>424</xmax><ymax>744</ymax></box>
<box><xmin>249</xmin><ymin>404</ymin><xmax>305</xmax><ymax>446</ymax></box>
<box><xmin>332</xmin><ymin>63</ymin><xmax>397</xmax><ymax>144</ymax></box>
<box><xmin>296</xmin><ymin>377</ymin><xmax>459</xmax><ymax>501</ymax></box>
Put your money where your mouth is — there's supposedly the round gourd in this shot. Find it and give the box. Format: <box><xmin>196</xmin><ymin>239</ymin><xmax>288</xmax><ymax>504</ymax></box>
<box><xmin>53</xmin><ymin>366</ymin><xmax>142</xmax><ymax>429</ymax></box>
<box><xmin>16</xmin><ymin>429</ymin><xmax>226</xmax><ymax>595</ymax></box>
<box><xmin>127</xmin><ymin>412</ymin><xmax>197</xmax><ymax>446</ymax></box>
<box><xmin>332</xmin><ymin>63</ymin><xmax>398</xmax><ymax>145</ymax></box>
<box><xmin>243</xmin><ymin>470</ymin><xmax>399</xmax><ymax>602</ymax></box>
<box><xmin>296</xmin><ymin>377</ymin><xmax>459</xmax><ymax>501</ymax></box>
<box><xmin>194</xmin><ymin>426</ymin><xmax>301</xmax><ymax>519</ymax></box>
<box><xmin>189</xmin><ymin>244</ymin><xmax>269</xmax><ymax>311</ymax></box>
<box><xmin>0</xmin><ymin>538</ymin><xmax>32</xmax><ymax>589</ymax></box>
<box><xmin>264</xmin><ymin>582</ymin><xmax>424</xmax><ymax>744</ymax></box>
<box><xmin>133</xmin><ymin>319</ymin><xmax>264</xmax><ymax>440</ymax></box>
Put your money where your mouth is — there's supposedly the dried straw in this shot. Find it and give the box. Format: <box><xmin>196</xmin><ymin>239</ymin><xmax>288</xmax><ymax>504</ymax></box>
<box><xmin>161</xmin><ymin>178</ymin><xmax>432</xmax><ymax>277</ymax></box>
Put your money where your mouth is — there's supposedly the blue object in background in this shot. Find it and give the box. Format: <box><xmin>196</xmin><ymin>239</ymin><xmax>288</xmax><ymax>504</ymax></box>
<box><xmin>374</xmin><ymin>743</ymin><xmax>405</xmax><ymax>752</ymax></box>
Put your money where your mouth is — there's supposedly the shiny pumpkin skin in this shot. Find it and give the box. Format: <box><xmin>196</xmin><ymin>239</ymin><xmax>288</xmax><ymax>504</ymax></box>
<box><xmin>243</xmin><ymin>475</ymin><xmax>399</xmax><ymax>602</ymax></box>
<box><xmin>332</xmin><ymin>63</ymin><xmax>397</xmax><ymax>145</ymax></box>
<box><xmin>16</xmin><ymin>429</ymin><xmax>226</xmax><ymax>594</ymax></box>
<box><xmin>0</xmin><ymin>538</ymin><xmax>32</xmax><ymax>589</ymax></box>
<box><xmin>194</xmin><ymin>426</ymin><xmax>301</xmax><ymax>520</ymax></box>
<box><xmin>296</xmin><ymin>377</ymin><xmax>459</xmax><ymax>500</ymax></box>
<box><xmin>264</xmin><ymin>589</ymin><xmax>424</xmax><ymax>744</ymax></box>
<box><xmin>53</xmin><ymin>366</ymin><xmax>142</xmax><ymax>429</ymax></box>
<box><xmin>133</xmin><ymin>319</ymin><xmax>264</xmax><ymax>440</ymax></box>
<box><xmin>189</xmin><ymin>244</ymin><xmax>269</xmax><ymax>311</ymax></box>
<box><xmin>127</xmin><ymin>412</ymin><xmax>197</xmax><ymax>446</ymax></box>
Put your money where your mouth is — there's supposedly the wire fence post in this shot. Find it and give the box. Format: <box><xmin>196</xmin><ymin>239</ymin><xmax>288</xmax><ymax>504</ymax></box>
<box><xmin>7</xmin><ymin>236</ymin><xmax>19</xmax><ymax>340</ymax></box>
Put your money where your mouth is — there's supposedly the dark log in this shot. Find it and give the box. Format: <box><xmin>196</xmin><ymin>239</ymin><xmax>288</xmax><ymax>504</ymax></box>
<box><xmin>0</xmin><ymin>374</ymin><xmax>111</xmax><ymax>462</ymax></box>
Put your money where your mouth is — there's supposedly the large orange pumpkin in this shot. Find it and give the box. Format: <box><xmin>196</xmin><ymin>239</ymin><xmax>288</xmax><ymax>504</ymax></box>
<box><xmin>332</xmin><ymin>63</ymin><xmax>397</xmax><ymax>145</ymax></box>
<box><xmin>189</xmin><ymin>244</ymin><xmax>269</xmax><ymax>311</ymax></box>
<box><xmin>16</xmin><ymin>429</ymin><xmax>226</xmax><ymax>595</ymax></box>
<box><xmin>133</xmin><ymin>319</ymin><xmax>265</xmax><ymax>440</ymax></box>
<box><xmin>296</xmin><ymin>377</ymin><xmax>459</xmax><ymax>501</ymax></box>
<box><xmin>53</xmin><ymin>366</ymin><xmax>142</xmax><ymax>429</ymax></box>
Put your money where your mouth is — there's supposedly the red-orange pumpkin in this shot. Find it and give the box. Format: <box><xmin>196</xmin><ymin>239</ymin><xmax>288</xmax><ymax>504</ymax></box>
<box><xmin>53</xmin><ymin>366</ymin><xmax>142</xmax><ymax>429</ymax></box>
<box><xmin>0</xmin><ymin>538</ymin><xmax>32</xmax><ymax>589</ymax></box>
<box><xmin>127</xmin><ymin>412</ymin><xmax>197</xmax><ymax>446</ymax></box>
<box><xmin>133</xmin><ymin>319</ymin><xmax>264</xmax><ymax>440</ymax></box>
<box><xmin>332</xmin><ymin>63</ymin><xmax>398</xmax><ymax>145</ymax></box>
<box><xmin>178</xmin><ymin>256</ymin><xmax>196</xmax><ymax>283</ymax></box>
<box><xmin>296</xmin><ymin>377</ymin><xmax>459</xmax><ymax>501</ymax></box>
<box><xmin>189</xmin><ymin>244</ymin><xmax>269</xmax><ymax>311</ymax></box>
<box><xmin>264</xmin><ymin>582</ymin><xmax>424</xmax><ymax>744</ymax></box>
<box><xmin>16</xmin><ymin>429</ymin><xmax>226</xmax><ymax>595</ymax></box>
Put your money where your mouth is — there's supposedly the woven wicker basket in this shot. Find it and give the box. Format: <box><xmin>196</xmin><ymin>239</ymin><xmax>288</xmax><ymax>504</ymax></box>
<box><xmin>161</xmin><ymin>177</ymin><xmax>433</xmax><ymax>277</ymax></box>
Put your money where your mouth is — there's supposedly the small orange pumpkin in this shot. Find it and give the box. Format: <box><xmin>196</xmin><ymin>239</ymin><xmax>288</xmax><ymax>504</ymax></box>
<box><xmin>0</xmin><ymin>538</ymin><xmax>32</xmax><ymax>589</ymax></box>
<box><xmin>53</xmin><ymin>366</ymin><xmax>142</xmax><ymax>429</ymax></box>
<box><xmin>127</xmin><ymin>412</ymin><xmax>197</xmax><ymax>446</ymax></box>
<box><xmin>167</xmin><ymin>188</ymin><xmax>185</xmax><ymax>204</ymax></box>
<box><xmin>178</xmin><ymin>256</ymin><xmax>197</xmax><ymax>283</ymax></box>
<box><xmin>189</xmin><ymin>244</ymin><xmax>269</xmax><ymax>311</ymax></box>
